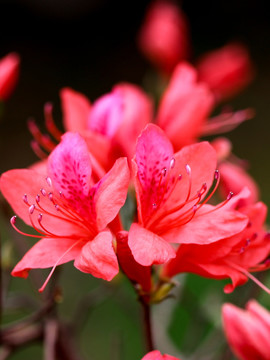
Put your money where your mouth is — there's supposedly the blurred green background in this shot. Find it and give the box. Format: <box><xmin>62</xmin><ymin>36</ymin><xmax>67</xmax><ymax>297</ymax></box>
<box><xmin>1</xmin><ymin>0</ymin><xmax>270</xmax><ymax>359</ymax></box>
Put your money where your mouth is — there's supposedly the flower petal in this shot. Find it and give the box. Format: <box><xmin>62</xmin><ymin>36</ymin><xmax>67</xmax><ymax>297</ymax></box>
<box><xmin>94</xmin><ymin>157</ymin><xmax>130</xmax><ymax>230</ymax></box>
<box><xmin>134</xmin><ymin>124</ymin><xmax>174</xmax><ymax>223</ymax></box>
<box><xmin>128</xmin><ymin>223</ymin><xmax>176</xmax><ymax>266</ymax></box>
<box><xmin>74</xmin><ymin>230</ymin><xmax>118</xmax><ymax>281</ymax></box>
<box><xmin>157</xmin><ymin>63</ymin><xmax>214</xmax><ymax>148</ymax></box>
<box><xmin>48</xmin><ymin>132</ymin><xmax>93</xmax><ymax>220</ymax></box>
<box><xmin>0</xmin><ymin>169</ymin><xmax>85</xmax><ymax>236</ymax></box>
<box><xmin>116</xmin><ymin>231</ymin><xmax>152</xmax><ymax>292</ymax></box>
<box><xmin>162</xmin><ymin>206</ymin><xmax>248</xmax><ymax>244</ymax></box>
<box><xmin>60</xmin><ymin>87</ymin><xmax>91</xmax><ymax>132</ymax></box>
<box><xmin>12</xmin><ymin>237</ymin><xmax>83</xmax><ymax>278</ymax></box>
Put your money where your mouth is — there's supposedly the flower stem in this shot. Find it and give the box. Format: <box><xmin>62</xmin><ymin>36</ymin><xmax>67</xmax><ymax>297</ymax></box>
<box><xmin>141</xmin><ymin>298</ymin><xmax>154</xmax><ymax>352</ymax></box>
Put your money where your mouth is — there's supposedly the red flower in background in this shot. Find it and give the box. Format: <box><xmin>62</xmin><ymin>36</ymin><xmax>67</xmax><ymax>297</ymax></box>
<box><xmin>156</xmin><ymin>63</ymin><xmax>252</xmax><ymax>150</ymax></box>
<box><xmin>138</xmin><ymin>0</ymin><xmax>189</xmax><ymax>74</ymax></box>
<box><xmin>0</xmin><ymin>52</ymin><xmax>20</xmax><ymax>101</ymax></box>
<box><xmin>142</xmin><ymin>350</ymin><xmax>180</xmax><ymax>360</ymax></box>
<box><xmin>128</xmin><ymin>124</ymin><xmax>248</xmax><ymax>267</ymax></box>
<box><xmin>0</xmin><ymin>133</ymin><xmax>129</xmax><ymax>291</ymax></box>
<box><xmin>222</xmin><ymin>300</ymin><xmax>270</xmax><ymax>360</ymax></box>
<box><xmin>164</xmin><ymin>189</ymin><xmax>270</xmax><ymax>293</ymax></box>
<box><xmin>197</xmin><ymin>43</ymin><xmax>254</xmax><ymax>102</ymax></box>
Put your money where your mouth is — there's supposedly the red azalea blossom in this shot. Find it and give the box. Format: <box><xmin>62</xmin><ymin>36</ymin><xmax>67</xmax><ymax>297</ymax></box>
<box><xmin>138</xmin><ymin>0</ymin><xmax>189</xmax><ymax>74</ymax></box>
<box><xmin>156</xmin><ymin>63</ymin><xmax>252</xmax><ymax>150</ymax></box>
<box><xmin>0</xmin><ymin>132</ymin><xmax>130</xmax><ymax>291</ymax></box>
<box><xmin>163</xmin><ymin>189</ymin><xmax>270</xmax><ymax>293</ymax></box>
<box><xmin>0</xmin><ymin>52</ymin><xmax>20</xmax><ymax>101</ymax></box>
<box><xmin>128</xmin><ymin>124</ymin><xmax>248</xmax><ymax>267</ymax></box>
<box><xmin>197</xmin><ymin>43</ymin><xmax>254</xmax><ymax>102</ymax></box>
<box><xmin>141</xmin><ymin>350</ymin><xmax>180</xmax><ymax>360</ymax></box>
<box><xmin>223</xmin><ymin>300</ymin><xmax>270</xmax><ymax>360</ymax></box>
<box><xmin>30</xmin><ymin>84</ymin><xmax>152</xmax><ymax>173</ymax></box>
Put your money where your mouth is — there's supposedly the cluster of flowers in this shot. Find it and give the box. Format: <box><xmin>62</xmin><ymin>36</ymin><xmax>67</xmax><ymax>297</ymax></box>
<box><xmin>1</xmin><ymin>1</ymin><xmax>269</xmax><ymax>359</ymax></box>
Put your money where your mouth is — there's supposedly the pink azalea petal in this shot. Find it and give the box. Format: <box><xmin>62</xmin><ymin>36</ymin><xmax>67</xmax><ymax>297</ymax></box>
<box><xmin>134</xmin><ymin>124</ymin><xmax>174</xmax><ymax>223</ymax></box>
<box><xmin>222</xmin><ymin>303</ymin><xmax>270</xmax><ymax>359</ymax></box>
<box><xmin>246</xmin><ymin>300</ymin><xmax>270</xmax><ymax>332</ymax></box>
<box><xmin>116</xmin><ymin>231</ymin><xmax>152</xmax><ymax>292</ymax></box>
<box><xmin>12</xmin><ymin>237</ymin><xmax>84</xmax><ymax>278</ymax></box>
<box><xmin>141</xmin><ymin>350</ymin><xmax>180</xmax><ymax>360</ymax></box>
<box><xmin>128</xmin><ymin>223</ymin><xmax>176</xmax><ymax>266</ymax></box>
<box><xmin>157</xmin><ymin>62</ymin><xmax>214</xmax><ymax>148</ymax></box>
<box><xmin>48</xmin><ymin>132</ymin><xmax>93</xmax><ymax>220</ymax></box>
<box><xmin>74</xmin><ymin>230</ymin><xmax>118</xmax><ymax>281</ymax></box>
<box><xmin>162</xmin><ymin>206</ymin><xmax>248</xmax><ymax>244</ymax></box>
<box><xmin>112</xmin><ymin>83</ymin><xmax>153</xmax><ymax>160</ymax></box>
<box><xmin>60</xmin><ymin>87</ymin><xmax>91</xmax><ymax>132</ymax></box>
<box><xmin>88</xmin><ymin>90</ymin><xmax>124</xmax><ymax>138</ymax></box>
<box><xmin>219</xmin><ymin>162</ymin><xmax>259</xmax><ymax>206</ymax></box>
<box><xmin>0</xmin><ymin>52</ymin><xmax>20</xmax><ymax>101</ymax></box>
<box><xmin>0</xmin><ymin>169</ymin><xmax>85</xmax><ymax>237</ymax></box>
<box><xmin>93</xmin><ymin>157</ymin><xmax>130</xmax><ymax>230</ymax></box>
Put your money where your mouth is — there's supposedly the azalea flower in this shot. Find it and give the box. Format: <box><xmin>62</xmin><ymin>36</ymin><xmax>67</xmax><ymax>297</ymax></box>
<box><xmin>128</xmin><ymin>124</ymin><xmax>248</xmax><ymax>267</ymax></box>
<box><xmin>141</xmin><ymin>350</ymin><xmax>180</xmax><ymax>360</ymax></box>
<box><xmin>29</xmin><ymin>83</ymin><xmax>152</xmax><ymax>174</ymax></box>
<box><xmin>197</xmin><ymin>43</ymin><xmax>254</xmax><ymax>102</ymax></box>
<box><xmin>0</xmin><ymin>52</ymin><xmax>20</xmax><ymax>101</ymax></box>
<box><xmin>0</xmin><ymin>132</ymin><xmax>130</xmax><ymax>291</ymax></box>
<box><xmin>222</xmin><ymin>300</ymin><xmax>270</xmax><ymax>360</ymax></box>
<box><xmin>137</xmin><ymin>0</ymin><xmax>189</xmax><ymax>74</ymax></box>
<box><xmin>156</xmin><ymin>62</ymin><xmax>252</xmax><ymax>150</ymax></box>
<box><xmin>163</xmin><ymin>189</ymin><xmax>270</xmax><ymax>293</ymax></box>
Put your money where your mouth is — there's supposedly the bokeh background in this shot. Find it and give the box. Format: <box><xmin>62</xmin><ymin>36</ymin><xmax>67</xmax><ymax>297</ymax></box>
<box><xmin>1</xmin><ymin>0</ymin><xmax>270</xmax><ymax>359</ymax></box>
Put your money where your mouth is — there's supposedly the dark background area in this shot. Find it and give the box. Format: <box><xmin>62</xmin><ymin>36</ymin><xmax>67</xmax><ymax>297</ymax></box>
<box><xmin>0</xmin><ymin>1</ymin><xmax>270</xmax><ymax>359</ymax></box>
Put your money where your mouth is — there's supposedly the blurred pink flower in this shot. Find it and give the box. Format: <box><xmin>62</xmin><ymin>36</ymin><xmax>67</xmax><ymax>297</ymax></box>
<box><xmin>142</xmin><ymin>350</ymin><xmax>180</xmax><ymax>360</ymax></box>
<box><xmin>0</xmin><ymin>52</ymin><xmax>20</xmax><ymax>101</ymax></box>
<box><xmin>138</xmin><ymin>0</ymin><xmax>189</xmax><ymax>74</ymax></box>
<box><xmin>222</xmin><ymin>300</ymin><xmax>270</xmax><ymax>360</ymax></box>
<box><xmin>0</xmin><ymin>133</ymin><xmax>130</xmax><ymax>291</ymax></box>
<box><xmin>197</xmin><ymin>43</ymin><xmax>254</xmax><ymax>102</ymax></box>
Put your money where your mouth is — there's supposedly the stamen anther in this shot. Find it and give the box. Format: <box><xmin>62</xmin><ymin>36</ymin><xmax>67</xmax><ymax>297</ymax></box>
<box><xmin>46</xmin><ymin>177</ymin><xmax>52</xmax><ymax>187</ymax></box>
<box><xmin>29</xmin><ymin>204</ymin><xmax>35</xmax><ymax>214</ymax></box>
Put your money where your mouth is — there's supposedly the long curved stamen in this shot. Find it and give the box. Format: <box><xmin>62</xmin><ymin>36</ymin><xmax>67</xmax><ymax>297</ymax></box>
<box><xmin>197</xmin><ymin>170</ymin><xmax>220</xmax><ymax>209</ymax></box>
<box><xmin>44</xmin><ymin>103</ymin><xmax>62</xmax><ymax>141</ymax></box>
<box><xmin>227</xmin><ymin>261</ymin><xmax>270</xmax><ymax>294</ymax></box>
<box><xmin>39</xmin><ymin>238</ymin><xmax>83</xmax><ymax>293</ymax></box>
<box><xmin>197</xmin><ymin>191</ymin><xmax>233</xmax><ymax>217</ymax></box>
<box><xmin>184</xmin><ymin>164</ymin><xmax>192</xmax><ymax>202</ymax></box>
<box><xmin>30</xmin><ymin>140</ymin><xmax>48</xmax><ymax>159</ymax></box>
<box><xmin>10</xmin><ymin>216</ymin><xmax>43</xmax><ymax>238</ymax></box>
<box><xmin>28</xmin><ymin>118</ymin><xmax>56</xmax><ymax>152</ymax></box>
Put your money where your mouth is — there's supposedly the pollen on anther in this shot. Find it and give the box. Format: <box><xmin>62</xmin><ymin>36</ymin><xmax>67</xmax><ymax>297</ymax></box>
<box><xmin>170</xmin><ymin>158</ymin><xmax>175</xmax><ymax>169</ymax></box>
<box><xmin>161</xmin><ymin>168</ymin><xmax>167</xmax><ymax>177</ymax></box>
<box><xmin>10</xmin><ymin>215</ymin><xmax>17</xmax><ymax>225</ymax></box>
<box><xmin>38</xmin><ymin>213</ymin><xmax>43</xmax><ymax>222</ymax></box>
<box><xmin>23</xmin><ymin>194</ymin><xmax>28</xmax><ymax>204</ymax></box>
<box><xmin>40</xmin><ymin>188</ymin><xmax>46</xmax><ymax>196</ymax></box>
<box><xmin>29</xmin><ymin>204</ymin><xmax>35</xmax><ymax>214</ymax></box>
<box><xmin>227</xmin><ymin>191</ymin><xmax>233</xmax><ymax>200</ymax></box>
<box><xmin>214</xmin><ymin>170</ymin><xmax>219</xmax><ymax>180</ymax></box>
<box><xmin>46</xmin><ymin>177</ymin><xmax>52</xmax><ymax>187</ymax></box>
<box><xmin>36</xmin><ymin>194</ymin><xmax>40</xmax><ymax>203</ymax></box>
<box><xmin>152</xmin><ymin>203</ymin><xmax>157</xmax><ymax>209</ymax></box>
<box><xmin>185</xmin><ymin>164</ymin><xmax>191</xmax><ymax>175</ymax></box>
